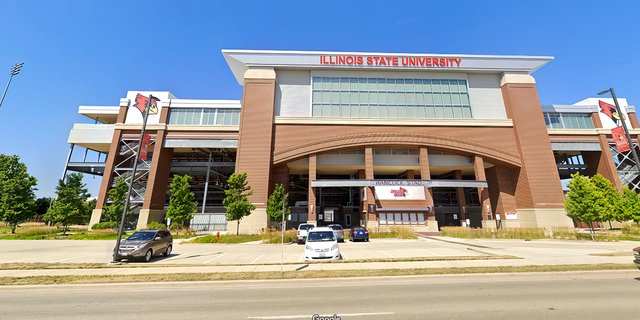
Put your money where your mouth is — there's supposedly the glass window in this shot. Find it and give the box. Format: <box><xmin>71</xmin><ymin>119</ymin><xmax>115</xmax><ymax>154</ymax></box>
<box><xmin>379</xmin><ymin>213</ymin><xmax>386</xmax><ymax>224</ymax></box>
<box><xmin>310</xmin><ymin>77</ymin><xmax>471</xmax><ymax>119</ymax></box>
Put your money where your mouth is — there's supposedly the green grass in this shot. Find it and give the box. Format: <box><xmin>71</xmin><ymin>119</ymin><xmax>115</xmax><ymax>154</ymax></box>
<box><xmin>369</xmin><ymin>226</ymin><xmax>418</xmax><ymax>239</ymax></box>
<box><xmin>189</xmin><ymin>234</ymin><xmax>262</xmax><ymax>244</ymax></box>
<box><xmin>0</xmin><ymin>263</ymin><xmax>634</xmax><ymax>286</ymax></box>
<box><xmin>441</xmin><ymin>226</ymin><xmax>640</xmax><ymax>242</ymax></box>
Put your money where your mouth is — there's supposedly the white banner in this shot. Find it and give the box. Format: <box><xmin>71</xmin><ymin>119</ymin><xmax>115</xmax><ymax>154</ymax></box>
<box><xmin>374</xmin><ymin>186</ymin><xmax>425</xmax><ymax>200</ymax></box>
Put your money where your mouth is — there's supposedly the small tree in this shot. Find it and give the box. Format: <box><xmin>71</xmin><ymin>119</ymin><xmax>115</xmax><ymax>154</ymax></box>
<box><xmin>103</xmin><ymin>177</ymin><xmax>130</xmax><ymax>223</ymax></box>
<box><xmin>266</xmin><ymin>183</ymin><xmax>290</xmax><ymax>230</ymax></box>
<box><xmin>564</xmin><ymin>173</ymin><xmax>604</xmax><ymax>240</ymax></box>
<box><xmin>223</xmin><ymin>172</ymin><xmax>256</xmax><ymax>235</ymax></box>
<box><xmin>36</xmin><ymin>197</ymin><xmax>53</xmax><ymax>217</ymax></box>
<box><xmin>617</xmin><ymin>186</ymin><xmax>640</xmax><ymax>226</ymax></box>
<box><xmin>0</xmin><ymin>155</ymin><xmax>38</xmax><ymax>233</ymax></box>
<box><xmin>166</xmin><ymin>174</ymin><xmax>197</xmax><ymax>231</ymax></box>
<box><xmin>591</xmin><ymin>174</ymin><xmax>621</xmax><ymax>228</ymax></box>
<box><xmin>44</xmin><ymin>173</ymin><xmax>90</xmax><ymax>235</ymax></box>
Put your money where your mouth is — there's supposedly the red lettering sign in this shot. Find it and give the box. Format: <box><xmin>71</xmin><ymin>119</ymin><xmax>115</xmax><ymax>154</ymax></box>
<box><xmin>320</xmin><ymin>55</ymin><xmax>461</xmax><ymax>67</ymax></box>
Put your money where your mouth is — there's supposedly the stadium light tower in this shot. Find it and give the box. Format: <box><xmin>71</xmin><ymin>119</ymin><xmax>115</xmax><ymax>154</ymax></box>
<box><xmin>0</xmin><ymin>62</ymin><xmax>24</xmax><ymax>109</ymax></box>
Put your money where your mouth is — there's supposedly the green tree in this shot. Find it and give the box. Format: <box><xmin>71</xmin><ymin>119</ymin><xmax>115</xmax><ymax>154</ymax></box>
<box><xmin>166</xmin><ymin>175</ymin><xmax>197</xmax><ymax>230</ymax></box>
<box><xmin>266</xmin><ymin>183</ymin><xmax>290</xmax><ymax>229</ymax></box>
<box><xmin>0</xmin><ymin>154</ymin><xmax>38</xmax><ymax>233</ymax></box>
<box><xmin>617</xmin><ymin>186</ymin><xmax>640</xmax><ymax>226</ymax></box>
<box><xmin>564</xmin><ymin>173</ymin><xmax>604</xmax><ymax>240</ymax></box>
<box><xmin>103</xmin><ymin>177</ymin><xmax>130</xmax><ymax>223</ymax></box>
<box><xmin>223</xmin><ymin>172</ymin><xmax>256</xmax><ymax>235</ymax></box>
<box><xmin>35</xmin><ymin>197</ymin><xmax>53</xmax><ymax>217</ymax></box>
<box><xmin>44</xmin><ymin>173</ymin><xmax>90</xmax><ymax>235</ymax></box>
<box><xmin>590</xmin><ymin>174</ymin><xmax>621</xmax><ymax>228</ymax></box>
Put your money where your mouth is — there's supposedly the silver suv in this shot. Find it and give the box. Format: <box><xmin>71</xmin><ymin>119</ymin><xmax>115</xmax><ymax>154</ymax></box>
<box><xmin>297</xmin><ymin>223</ymin><xmax>314</xmax><ymax>244</ymax></box>
<box><xmin>118</xmin><ymin>229</ymin><xmax>173</xmax><ymax>262</ymax></box>
<box><xmin>327</xmin><ymin>224</ymin><xmax>345</xmax><ymax>242</ymax></box>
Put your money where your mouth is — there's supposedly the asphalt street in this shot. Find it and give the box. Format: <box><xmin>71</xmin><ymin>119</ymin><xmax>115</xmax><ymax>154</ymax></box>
<box><xmin>1</xmin><ymin>271</ymin><xmax>639</xmax><ymax>320</ymax></box>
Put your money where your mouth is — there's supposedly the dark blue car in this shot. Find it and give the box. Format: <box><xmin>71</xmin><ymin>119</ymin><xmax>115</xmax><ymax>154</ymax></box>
<box><xmin>349</xmin><ymin>226</ymin><xmax>369</xmax><ymax>242</ymax></box>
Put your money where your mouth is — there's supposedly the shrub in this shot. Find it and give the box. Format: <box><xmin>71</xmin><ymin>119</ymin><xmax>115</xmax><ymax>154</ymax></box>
<box><xmin>147</xmin><ymin>221</ymin><xmax>167</xmax><ymax>230</ymax></box>
<box><xmin>369</xmin><ymin>226</ymin><xmax>417</xmax><ymax>239</ymax></box>
<box><xmin>190</xmin><ymin>234</ymin><xmax>262</xmax><ymax>244</ymax></box>
<box><xmin>92</xmin><ymin>221</ymin><xmax>117</xmax><ymax>230</ymax></box>
<box><xmin>261</xmin><ymin>228</ymin><xmax>297</xmax><ymax>244</ymax></box>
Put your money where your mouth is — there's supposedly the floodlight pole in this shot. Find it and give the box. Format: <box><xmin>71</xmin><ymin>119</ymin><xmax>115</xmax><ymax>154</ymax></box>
<box><xmin>599</xmin><ymin>88</ymin><xmax>640</xmax><ymax>174</ymax></box>
<box><xmin>0</xmin><ymin>62</ymin><xmax>24</xmax><ymax>110</ymax></box>
<box><xmin>112</xmin><ymin>95</ymin><xmax>156</xmax><ymax>263</ymax></box>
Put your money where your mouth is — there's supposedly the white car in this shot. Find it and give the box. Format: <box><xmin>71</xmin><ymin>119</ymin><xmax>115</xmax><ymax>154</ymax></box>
<box><xmin>297</xmin><ymin>223</ymin><xmax>314</xmax><ymax>244</ymax></box>
<box><xmin>304</xmin><ymin>227</ymin><xmax>340</xmax><ymax>261</ymax></box>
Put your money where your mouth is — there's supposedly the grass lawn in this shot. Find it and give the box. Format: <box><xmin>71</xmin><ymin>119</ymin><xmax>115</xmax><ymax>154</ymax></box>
<box><xmin>189</xmin><ymin>234</ymin><xmax>262</xmax><ymax>244</ymax></box>
<box><xmin>441</xmin><ymin>226</ymin><xmax>640</xmax><ymax>242</ymax></box>
<box><xmin>0</xmin><ymin>263</ymin><xmax>634</xmax><ymax>286</ymax></box>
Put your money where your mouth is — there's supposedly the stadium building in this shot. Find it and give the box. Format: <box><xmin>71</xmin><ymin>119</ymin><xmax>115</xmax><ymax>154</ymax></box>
<box><xmin>63</xmin><ymin>50</ymin><xmax>638</xmax><ymax>233</ymax></box>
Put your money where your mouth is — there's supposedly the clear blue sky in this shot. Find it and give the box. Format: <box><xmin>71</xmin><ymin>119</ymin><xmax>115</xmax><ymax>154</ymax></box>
<box><xmin>0</xmin><ymin>0</ymin><xmax>638</xmax><ymax>198</ymax></box>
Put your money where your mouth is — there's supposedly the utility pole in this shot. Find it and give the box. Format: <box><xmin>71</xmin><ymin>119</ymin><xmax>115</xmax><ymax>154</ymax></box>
<box><xmin>0</xmin><ymin>62</ymin><xmax>24</xmax><ymax>109</ymax></box>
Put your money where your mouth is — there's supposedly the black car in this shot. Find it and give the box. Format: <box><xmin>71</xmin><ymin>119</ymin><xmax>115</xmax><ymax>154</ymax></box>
<box><xmin>349</xmin><ymin>226</ymin><xmax>369</xmax><ymax>242</ymax></box>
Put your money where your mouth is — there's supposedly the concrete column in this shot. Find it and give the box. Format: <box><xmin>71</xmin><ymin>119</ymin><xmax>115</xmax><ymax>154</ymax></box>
<box><xmin>233</xmin><ymin>68</ymin><xmax>277</xmax><ymax>233</ymax></box>
<box><xmin>364</xmin><ymin>146</ymin><xmax>376</xmax><ymax>226</ymax></box>
<box><xmin>406</xmin><ymin>170</ymin><xmax>414</xmax><ymax>180</ymax></box>
<box><xmin>137</xmin><ymin>130</ymin><xmax>173</xmax><ymax>230</ymax></box>
<box><xmin>307</xmin><ymin>154</ymin><xmax>317</xmax><ymax>225</ymax></box>
<box><xmin>474</xmin><ymin>155</ymin><xmax>491</xmax><ymax>222</ymax></box>
<box><xmin>88</xmin><ymin>129</ymin><xmax>123</xmax><ymax>230</ymax></box>
<box><xmin>419</xmin><ymin>146</ymin><xmax>437</xmax><ymax>231</ymax></box>
<box><xmin>454</xmin><ymin>170</ymin><xmax>466</xmax><ymax>221</ymax></box>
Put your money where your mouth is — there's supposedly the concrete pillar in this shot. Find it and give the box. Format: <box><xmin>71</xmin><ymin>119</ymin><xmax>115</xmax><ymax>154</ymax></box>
<box><xmin>137</xmin><ymin>130</ymin><xmax>173</xmax><ymax>230</ymax></box>
<box><xmin>88</xmin><ymin>129</ymin><xmax>123</xmax><ymax>230</ymax></box>
<box><xmin>233</xmin><ymin>68</ymin><xmax>277</xmax><ymax>233</ymax></box>
<box><xmin>364</xmin><ymin>146</ymin><xmax>376</xmax><ymax>226</ymax></box>
<box><xmin>308</xmin><ymin>154</ymin><xmax>317</xmax><ymax>225</ymax></box>
<box><xmin>474</xmin><ymin>155</ymin><xmax>491</xmax><ymax>221</ymax></box>
<box><xmin>454</xmin><ymin>170</ymin><xmax>466</xmax><ymax>221</ymax></box>
<box><xmin>419</xmin><ymin>146</ymin><xmax>437</xmax><ymax>231</ymax></box>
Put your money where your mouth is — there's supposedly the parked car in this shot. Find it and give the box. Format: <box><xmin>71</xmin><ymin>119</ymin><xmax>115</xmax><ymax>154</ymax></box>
<box><xmin>327</xmin><ymin>224</ymin><xmax>345</xmax><ymax>242</ymax></box>
<box><xmin>349</xmin><ymin>226</ymin><xmax>369</xmax><ymax>242</ymax></box>
<box><xmin>117</xmin><ymin>229</ymin><xmax>173</xmax><ymax>262</ymax></box>
<box><xmin>304</xmin><ymin>227</ymin><xmax>341</xmax><ymax>261</ymax></box>
<box><xmin>297</xmin><ymin>223</ymin><xmax>314</xmax><ymax>244</ymax></box>
<box><xmin>634</xmin><ymin>246</ymin><xmax>640</xmax><ymax>270</ymax></box>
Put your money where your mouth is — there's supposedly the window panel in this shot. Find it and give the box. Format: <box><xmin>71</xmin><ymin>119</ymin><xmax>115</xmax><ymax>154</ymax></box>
<box><xmin>407</xmin><ymin>106</ymin><xmax>417</xmax><ymax>118</ymax></box>
<box><xmin>231</xmin><ymin>110</ymin><xmax>240</xmax><ymax>125</ymax></box>
<box><xmin>444</xmin><ymin>106</ymin><xmax>454</xmax><ymax>118</ymax></box>
<box><xmin>341</xmin><ymin>105</ymin><xmax>350</xmax><ymax>117</ymax></box>
<box><xmin>388</xmin><ymin>106</ymin><xmax>398</xmax><ymax>117</ymax></box>
<box><xmin>360</xmin><ymin>105</ymin><xmax>369</xmax><ymax>118</ymax></box>
<box><xmin>313</xmin><ymin>77</ymin><xmax>322</xmax><ymax>90</ymax></box>
<box><xmin>462</xmin><ymin>107</ymin><xmax>472</xmax><ymax>118</ymax></box>
<box><xmin>379</xmin><ymin>106</ymin><xmax>388</xmax><ymax>118</ymax></box>
<box><xmin>332</xmin><ymin>105</ymin><xmax>340</xmax><ymax>117</ymax></box>
<box><xmin>453</xmin><ymin>106</ymin><xmax>463</xmax><ymax>118</ymax></box>
<box><xmin>359</xmin><ymin>92</ymin><xmax>368</xmax><ymax>104</ymax></box>
<box><xmin>406</xmin><ymin>93</ymin><xmax>415</xmax><ymax>105</ymax></box>
<box><xmin>340</xmin><ymin>77</ymin><xmax>349</xmax><ymax>90</ymax></box>
<box><xmin>432</xmin><ymin>80</ymin><xmax>441</xmax><ymax>92</ymax></box>
<box><xmin>414</xmin><ymin>79</ymin><xmax>423</xmax><ymax>92</ymax></box>
<box><xmin>351</xmin><ymin>105</ymin><xmax>359</xmax><ymax>118</ymax></box>
<box><xmin>322</xmin><ymin>77</ymin><xmax>331</xmax><ymax>90</ymax></box>
<box><xmin>435</xmin><ymin>106</ymin><xmax>445</xmax><ymax>118</ymax></box>
<box><xmin>359</xmin><ymin>78</ymin><xmax>367</xmax><ymax>91</ymax></box>
<box><xmin>442</xmin><ymin>93</ymin><xmax>452</xmax><ymax>105</ymax></box>
<box><xmin>368</xmin><ymin>78</ymin><xmax>377</xmax><ymax>90</ymax></box>
<box><xmin>451</xmin><ymin>93</ymin><xmax>461</xmax><ymax>105</ymax></box>
<box><xmin>440</xmin><ymin>80</ymin><xmax>449</xmax><ymax>92</ymax></box>
<box><xmin>192</xmin><ymin>109</ymin><xmax>202</xmax><ymax>125</ymax></box>
<box><xmin>177</xmin><ymin>109</ymin><xmax>185</xmax><ymax>125</ymax></box>
<box><xmin>426</xmin><ymin>106</ymin><xmax>435</xmax><ymax>118</ymax></box>
<box><xmin>322</xmin><ymin>105</ymin><xmax>331</xmax><ymax>117</ymax></box>
<box><xmin>370</xmin><ymin>105</ymin><xmax>379</xmax><ymax>117</ymax></box>
<box><xmin>458</xmin><ymin>80</ymin><xmax>468</xmax><ymax>93</ymax></box>
<box><xmin>370</xmin><ymin>92</ymin><xmax>378</xmax><ymax>104</ymax></box>
<box><xmin>397</xmin><ymin>106</ymin><xmax>407</xmax><ymax>118</ymax></box>
<box><xmin>405</xmin><ymin>79</ymin><xmax>414</xmax><ymax>92</ymax></box>
<box><xmin>396</xmin><ymin>79</ymin><xmax>405</xmax><ymax>91</ymax></box>
<box><xmin>312</xmin><ymin>104</ymin><xmax>322</xmax><ymax>116</ymax></box>
<box><xmin>331</xmin><ymin>77</ymin><xmax>339</xmax><ymax>90</ymax></box>
<box><xmin>417</xmin><ymin>106</ymin><xmax>426</xmax><ymax>118</ymax></box>
<box><xmin>423</xmin><ymin>79</ymin><xmax>432</xmax><ymax>92</ymax></box>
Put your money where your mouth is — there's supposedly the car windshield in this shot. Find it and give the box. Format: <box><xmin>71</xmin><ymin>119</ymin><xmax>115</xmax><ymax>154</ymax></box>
<box><xmin>299</xmin><ymin>225</ymin><xmax>313</xmax><ymax>231</ymax></box>
<box><xmin>307</xmin><ymin>231</ymin><xmax>335</xmax><ymax>242</ymax></box>
<box><xmin>126</xmin><ymin>231</ymin><xmax>156</xmax><ymax>241</ymax></box>
<box><xmin>328</xmin><ymin>225</ymin><xmax>343</xmax><ymax>230</ymax></box>
<box><xmin>353</xmin><ymin>227</ymin><xmax>365</xmax><ymax>230</ymax></box>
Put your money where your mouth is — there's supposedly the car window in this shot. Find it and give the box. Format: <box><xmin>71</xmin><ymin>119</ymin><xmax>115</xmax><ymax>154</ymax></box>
<box><xmin>126</xmin><ymin>231</ymin><xmax>156</xmax><ymax>241</ymax></box>
<box><xmin>299</xmin><ymin>224</ymin><xmax>312</xmax><ymax>231</ymax></box>
<box><xmin>307</xmin><ymin>231</ymin><xmax>335</xmax><ymax>242</ymax></box>
<box><xmin>329</xmin><ymin>225</ymin><xmax>342</xmax><ymax>230</ymax></box>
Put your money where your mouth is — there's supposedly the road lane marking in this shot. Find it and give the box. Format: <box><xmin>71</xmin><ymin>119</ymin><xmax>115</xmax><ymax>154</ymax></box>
<box><xmin>248</xmin><ymin>312</ymin><xmax>395</xmax><ymax>319</ymax></box>
<box><xmin>203</xmin><ymin>253</ymin><xmax>227</xmax><ymax>264</ymax></box>
<box><xmin>420</xmin><ymin>248</ymin><xmax>443</xmax><ymax>256</ymax></box>
<box><xmin>50</xmin><ymin>255</ymin><xmax>91</xmax><ymax>263</ymax></box>
<box><xmin>250</xmin><ymin>253</ymin><xmax>266</xmax><ymax>264</ymax></box>
<box><xmin>380</xmin><ymin>250</ymin><xmax>394</xmax><ymax>258</ymax></box>
<box><xmin>341</xmin><ymin>251</ymin><xmax>348</xmax><ymax>260</ymax></box>
<box><xmin>161</xmin><ymin>253</ymin><xmax>189</xmax><ymax>261</ymax></box>
<box><xmin>298</xmin><ymin>252</ymin><xmax>304</xmax><ymax>262</ymax></box>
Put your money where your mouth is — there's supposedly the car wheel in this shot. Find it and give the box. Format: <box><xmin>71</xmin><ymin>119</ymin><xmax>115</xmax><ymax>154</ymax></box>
<box><xmin>144</xmin><ymin>249</ymin><xmax>153</xmax><ymax>262</ymax></box>
<box><xmin>366</xmin><ymin>238</ymin><xmax>369</xmax><ymax>242</ymax></box>
<box><xmin>163</xmin><ymin>245</ymin><xmax>172</xmax><ymax>257</ymax></box>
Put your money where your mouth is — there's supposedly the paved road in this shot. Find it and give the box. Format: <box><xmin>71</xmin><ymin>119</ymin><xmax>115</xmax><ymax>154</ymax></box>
<box><xmin>1</xmin><ymin>271</ymin><xmax>639</xmax><ymax>319</ymax></box>
<box><xmin>0</xmin><ymin>237</ymin><xmax>635</xmax><ymax>266</ymax></box>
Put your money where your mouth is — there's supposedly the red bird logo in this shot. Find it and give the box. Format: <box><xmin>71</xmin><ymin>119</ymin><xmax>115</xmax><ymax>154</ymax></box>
<box><xmin>134</xmin><ymin>93</ymin><xmax>158</xmax><ymax>115</ymax></box>
<box><xmin>599</xmin><ymin>100</ymin><xmax>623</xmax><ymax>125</ymax></box>
<box><xmin>390</xmin><ymin>187</ymin><xmax>409</xmax><ymax>197</ymax></box>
